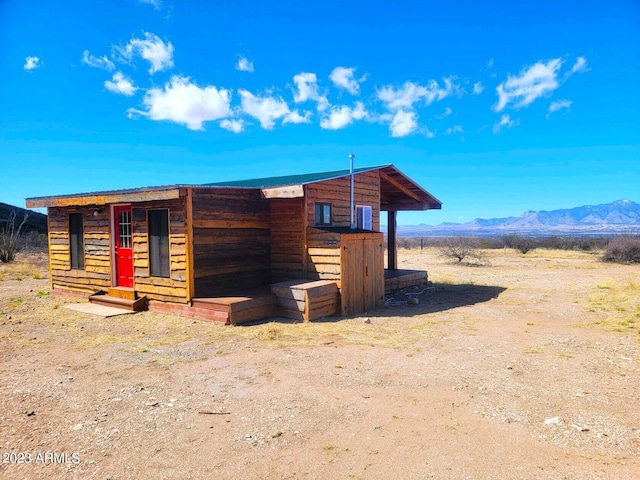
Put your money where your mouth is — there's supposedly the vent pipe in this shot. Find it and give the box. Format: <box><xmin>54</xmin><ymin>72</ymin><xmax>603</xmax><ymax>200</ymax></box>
<box><xmin>349</xmin><ymin>153</ymin><xmax>355</xmax><ymax>229</ymax></box>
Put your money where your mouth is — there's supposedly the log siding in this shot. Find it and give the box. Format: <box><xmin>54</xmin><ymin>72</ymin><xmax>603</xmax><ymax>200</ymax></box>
<box><xmin>305</xmin><ymin>170</ymin><xmax>381</xmax><ymax>230</ymax></box>
<box><xmin>48</xmin><ymin>206</ymin><xmax>112</xmax><ymax>293</ymax></box>
<box><xmin>191</xmin><ymin>188</ymin><xmax>271</xmax><ymax>296</ymax></box>
<box><xmin>270</xmin><ymin>198</ymin><xmax>305</xmax><ymax>282</ymax></box>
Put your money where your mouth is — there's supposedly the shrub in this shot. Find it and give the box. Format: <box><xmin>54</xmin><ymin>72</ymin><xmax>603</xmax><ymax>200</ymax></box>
<box><xmin>0</xmin><ymin>210</ymin><xmax>29</xmax><ymax>263</ymax></box>
<box><xmin>500</xmin><ymin>234</ymin><xmax>537</xmax><ymax>254</ymax></box>
<box><xmin>602</xmin><ymin>236</ymin><xmax>640</xmax><ymax>264</ymax></box>
<box><xmin>438</xmin><ymin>237</ymin><xmax>485</xmax><ymax>264</ymax></box>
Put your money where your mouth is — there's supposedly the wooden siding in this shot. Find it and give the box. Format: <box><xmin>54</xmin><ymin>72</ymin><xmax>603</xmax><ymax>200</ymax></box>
<box><xmin>270</xmin><ymin>198</ymin><xmax>305</xmax><ymax>282</ymax></box>
<box><xmin>48</xmin><ymin>206</ymin><xmax>111</xmax><ymax>293</ymax></box>
<box><xmin>305</xmin><ymin>228</ymin><xmax>342</xmax><ymax>284</ymax></box>
<box><xmin>191</xmin><ymin>188</ymin><xmax>271</xmax><ymax>296</ymax></box>
<box><xmin>131</xmin><ymin>198</ymin><xmax>188</xmax><ymax>303</ymax></box>
<box><xmin>305</xmin><ymin>170</ymin><xmax>380</xmax><ymax>230</ymax></box>
<box><xmin>47</xmin><ymin>199</ymin><xmax>190</xmax><ymax>303</ymax></box>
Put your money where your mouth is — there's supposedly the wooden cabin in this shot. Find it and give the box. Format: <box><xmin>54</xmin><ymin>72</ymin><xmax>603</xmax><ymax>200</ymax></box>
<box><xmin>26</xmin><ymin>164</ymin><xmax>441</xmax><ymax>324</ymax></box>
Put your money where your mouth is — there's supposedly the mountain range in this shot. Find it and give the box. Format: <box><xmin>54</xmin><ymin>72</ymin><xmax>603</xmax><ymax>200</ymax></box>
<box><xmin>397</xmin><ymin>199</ymin><xmax>640</xmax><ymax>237</ymax></box>
<box><xmin>2</xmin><ymin>200</ymin><xmax>639</xmax><ymax>238</ymax></box>
<box><xmin>0</xmin><ymin>202</ymin><xmax>48</xmax><ymax>234</ymax></box>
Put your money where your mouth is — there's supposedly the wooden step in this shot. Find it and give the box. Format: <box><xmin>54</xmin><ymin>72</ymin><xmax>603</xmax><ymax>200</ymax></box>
<box><xmin>271</xmin><ymin>280</ymin><xmax>338</xmax><ymax>321</ymax></box>
<box><xmin>89</xmin><ymin>292</ymin><xmax>148</xmax><ymax>312</ymax></box>
<box><xmin>108</xmin><ymin>287</ymin><xmax>137</xmax><ymax>301</ymax></box>
<box><xmin>192</xmin><ymin>291</ymin><xmax>278</xmax><ymax>325</ymax></box>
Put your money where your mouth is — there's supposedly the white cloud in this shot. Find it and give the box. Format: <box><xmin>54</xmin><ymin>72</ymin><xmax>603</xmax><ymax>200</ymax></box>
<box><xmin>493</xmin><ymin>114</ymin><xmax>519</xmax><ymax>133</ymax></box>
<box><xmin>329</xmin><ymin>66</ymin><xmax>366</xmax><ymax>95</ymax></box>
<box><xmin>82</xmin><ymin>50</ymin><xmax>115</xmax><ymax>71</ymax></box>
<box><xmin>235</xmin><ymin>56</ymin><xmax>254</xmax><ymax>73</ymax></box>
<box><xmin>377</xmin><ymin>78</ymin><xmax>460</xmax><ymax>111</ymax></box>
<box><xmin>128</xmin><ymin>76</ymin><xmax>231</xmax><ymax>130</ymax></box>
<box><xmin>24</xmin><ymin>56</ymin><xmax>41</xmax><ymax>71</ymax></box>
<box><xmin>104</xmin><ymin>72</ymin><xmax>138</xmax><ymax>96</ymax></box>
<box><xmin>283</xmin><ymin>110</ymin><xmax>311</xmax><ymax>125</ymax></box>
<box><xmin>389</xmin><ymin>110</ymin><xmax>417</xmax><ymax>137</ymax></box>
<box><xmin>445</xmin><ymin>125</ymin><xmax>463</xmax><ymax>135</ymax></box>
<box><xmin>239</xmin><ymin>90</ymin><xmax>295</xmax><ymax>129</ymax></box>
<box><xmin>436</xmin><ymin>107</ymin><xmax>452</xmax><ymax>119</ymax></box>
<box><xmin>569</xmin><ymin>56</ymin><xmax>589</xmax><ymax>75</ymax></box>
<box><xmin>494</xmin><ymin>58</ymin><xmax>562</xmax><ymax>111</ymax></box>
<box><xmin>220</xmin><ymin>119</ymin><xmax>244</xmax><ymax>133</ymax></box>
<box><xmin>320</xmin><ymin>102</ymin><xmax>367</xmax><ymax>130</ymax></box>
<box><xmin>472</xmin><ymin>81</ymin><xmax>484</xmax><ymax>95</ymax></box>
<box><xmin>292</xmin><ymin>72</ymin><xmax>329</xmax><ymax>111</ymax></box>
<box><xmin>138</xmin><ymin>0</ymin><xmax>161</xmax><ymax>8</ymax></box>
<box><xmin>116</xmin><ymin>32</ymin><xmax>174</xmax><ymax>74</ymax></box>
<box><xmin>547</xmin><ymin>99</ymin><xmax>572</xmax><ymax>117</ymax></box>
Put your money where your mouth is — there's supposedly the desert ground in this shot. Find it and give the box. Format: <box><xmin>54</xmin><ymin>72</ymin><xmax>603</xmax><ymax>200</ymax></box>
<box><xmin>0</xmin><ymin>247</ymin><xmax>638</xmax><ymax>480</ymax></box>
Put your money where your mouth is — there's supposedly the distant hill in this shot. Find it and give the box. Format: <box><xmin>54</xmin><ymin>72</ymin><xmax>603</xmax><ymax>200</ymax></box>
<box><xmin>396</xmin><ymin>199</ymin><xmax>640</xmax><ymax>237</ymax></box>
<box><xmin>0</xmin><ymin>203</ymin><xmax>47</xmax><ymax>234</ymax></box>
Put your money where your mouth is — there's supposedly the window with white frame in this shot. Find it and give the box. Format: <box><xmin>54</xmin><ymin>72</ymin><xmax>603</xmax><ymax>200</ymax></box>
<box><xmin>356</xmin><ymin>205</ymin><xmax>372</xmax><ymax>230</ymax></box>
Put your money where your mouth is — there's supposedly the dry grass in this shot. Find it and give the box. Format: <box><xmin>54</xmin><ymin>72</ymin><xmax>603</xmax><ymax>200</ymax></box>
<box><xmin>587</xmin><ymin>278</ymin><xmax>640</xmax><ymax>333</ymax></box>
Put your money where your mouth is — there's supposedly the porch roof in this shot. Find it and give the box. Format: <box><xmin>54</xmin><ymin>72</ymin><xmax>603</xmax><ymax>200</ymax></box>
<box><xmin>26</xmin><ymin>164</ymin><xmax>441</xmax><ymax>211</ymax></box>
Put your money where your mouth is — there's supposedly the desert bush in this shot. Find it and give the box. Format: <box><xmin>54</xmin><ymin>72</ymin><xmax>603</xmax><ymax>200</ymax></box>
<box><xmin>0</xmin><ymin>210</ymin><xmax>29</xmax><ymax>263</ymax></box>
<box><xmin>500</xmin><ymin>234</ymin><xmax>537</xmax><ymax>254</ymax></box>
<box><xmin>438</xmin><ymin>237</ymin><xmax>485</xmax><ymax>264</ymax></box>
<box><xmin>602</xmin><ymin>236</ymin><xmax>640</xmax><ymax>264</ymax></box>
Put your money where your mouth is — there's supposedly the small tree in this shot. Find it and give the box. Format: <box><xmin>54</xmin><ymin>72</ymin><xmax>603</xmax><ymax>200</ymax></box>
<box><xmin>0</xmin><ymin>210</ymin><xmax>29</xmax><ymax>263</ymax></box>
<box><xmin>439</xmin><ymin>236</ymin><xmax>485</xmax><ymax>264</ymax></box>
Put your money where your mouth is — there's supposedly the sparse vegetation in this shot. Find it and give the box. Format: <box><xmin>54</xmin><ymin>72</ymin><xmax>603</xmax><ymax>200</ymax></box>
<box><xmin>0</xmin><ymin>210</ymin><xmax>30</xmax><ymax>263</ymax></box>
<box><xmin>500</xmin><ymin>234</ymin><xmax>537</xmax><ymax>254</ymax></box>
<box><xmin>602</xmin><ymin>236</ymin><xmax>640</xmax><ymax>264</ymax></box>
<box><xmin>438</xmin><ymin>237</ymin><xmax>486</xmax><ymax>265</ymax></box>
<box><xmin>397</xmin><ymin>234</ymin><xmax>613</xmax><ymax>252</ymax></box>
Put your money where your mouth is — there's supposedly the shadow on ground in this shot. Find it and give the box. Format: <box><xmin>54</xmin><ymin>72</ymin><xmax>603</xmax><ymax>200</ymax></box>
<box><xmin>240</xmin><ymin>283</ymin><xmax>507</xmax><ymax>326</ymax></box>
<box><xmin>376</xmin><ymin>283</ymin><xmax>507</xmax><ymax>317</ymax></box>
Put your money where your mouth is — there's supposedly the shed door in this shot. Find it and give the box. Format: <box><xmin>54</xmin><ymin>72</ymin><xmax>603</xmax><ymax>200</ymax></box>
<box><xmin>114</xmin><ymin>205</ymin><xmax>134</xmax><ymax>288</ymax></box>
<box><xmin>341</xmin><ymin>236</ymin><xmax>384</xmax><ymax>316</ymax></box>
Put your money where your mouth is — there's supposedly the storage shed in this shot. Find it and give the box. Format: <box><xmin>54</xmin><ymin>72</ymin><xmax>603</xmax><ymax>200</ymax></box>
<box><xmin>26</xmin><ymin>164</ymin><xmax>441</xmax><ymax>323</ymax></box>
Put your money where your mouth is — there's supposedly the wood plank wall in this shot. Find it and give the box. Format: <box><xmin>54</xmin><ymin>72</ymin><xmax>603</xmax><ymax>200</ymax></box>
<box><xmin>305</xmin><ymin>228</ymin><xmax>341</xmax><ymax>284</ymax></box>
<box><xmin>305</xmin><ymin>171</ymin><xmax>380</xmax><ymax>230</ymax></box>
<box><xmin>131</xmin><ymin>198</ymin><xmax>188</xmax><ymax>303</ymax></box>
<box><xmin>191</xmin><ymin>188</ymin><xmax>271</xmax><ymax>296</ymax></box>
<box><xmin>270</xmin><ymin>198</ymin><xmax>305</xmax><ymax>282</ymax></box>
<box><xmin>48</xmin><ymin>206</ymin><xmax>111</xmax><ymax>293</ymax></box>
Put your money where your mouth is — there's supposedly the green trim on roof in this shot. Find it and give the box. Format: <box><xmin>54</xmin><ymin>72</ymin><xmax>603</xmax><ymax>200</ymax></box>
<box><xmin>203</xmin><ymin>165</ymin><xmax>391</xmax><ymax>189</ymax></box>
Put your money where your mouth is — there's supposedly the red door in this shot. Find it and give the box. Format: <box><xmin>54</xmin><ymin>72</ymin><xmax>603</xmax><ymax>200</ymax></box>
<box><xmin>114</xmin><ymin>205</ymin><xmax>134</xmax><ymax>288</ymax></box>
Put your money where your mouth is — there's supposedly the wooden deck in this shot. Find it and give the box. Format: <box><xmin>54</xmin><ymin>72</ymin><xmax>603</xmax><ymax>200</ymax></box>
<box><xmin>384</xmin><ymin>269</ymin><xmax>428</xmax><ymax>293</ymax></box>
<box><xmin>191</xmin><ymin>287</ymin><xmax>278</xmax><ymax>325</ymax></box>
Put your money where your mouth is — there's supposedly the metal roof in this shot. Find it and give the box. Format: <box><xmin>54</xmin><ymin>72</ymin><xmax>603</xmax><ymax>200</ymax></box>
<box><xmin>203</xmin><ymin>165</ymin><xmax>389</xmax><ymax>188</ymax></box>
<box><xmin>25</xmin><ymin>164</ymin><xmax>442</xmax><ymax>211</ymax></box>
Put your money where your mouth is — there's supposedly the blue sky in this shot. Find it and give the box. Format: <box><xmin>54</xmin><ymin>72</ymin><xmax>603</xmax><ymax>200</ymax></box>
<box><xmin>1</xmin><ymin>0</ymin><xmax>638</xmax><ymax>225</ymax></box>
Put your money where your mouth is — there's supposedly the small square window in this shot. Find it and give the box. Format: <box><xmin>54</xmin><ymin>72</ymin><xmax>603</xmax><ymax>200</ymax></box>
<box><xmin>315</xmin><ymin>203</ymin><xmax>332</xmax><ymax>226</ymax></box>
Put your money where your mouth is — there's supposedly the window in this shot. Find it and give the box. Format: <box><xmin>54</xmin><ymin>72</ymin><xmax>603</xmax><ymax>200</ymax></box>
<box><xmin>356</xmin><ymin>205</ymin><xmax>373</xmax><ymax>230</ymax></box>
<box><xmin>69</xmin><ymin>213</ymin><xmax>84</xmax><ymax>270</ymax></box>
<box><xmin>314</xmin><ymin>203</ymin><xmax>332</xmax><ymax>226</ymax></box>
<box><xmin>148</xmin><ymin>209</ymin><xmax>170</xmax><ymax>278</ymax></box>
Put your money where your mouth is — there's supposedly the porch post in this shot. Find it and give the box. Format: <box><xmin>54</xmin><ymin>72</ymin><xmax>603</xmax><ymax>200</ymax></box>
<box><xmin>387</xmin><ymin>210</ymin><xmax>397</xmax><ymax>270</ymax></box>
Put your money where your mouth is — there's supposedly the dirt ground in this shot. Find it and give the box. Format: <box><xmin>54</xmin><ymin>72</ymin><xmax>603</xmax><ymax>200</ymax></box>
<box><xmin>0</xmin><ymin>247</ymin><xmax>638</xmax><ymax>480</ymax></box>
